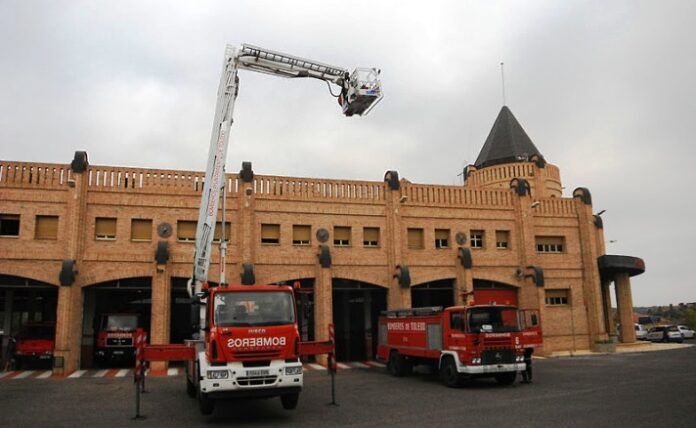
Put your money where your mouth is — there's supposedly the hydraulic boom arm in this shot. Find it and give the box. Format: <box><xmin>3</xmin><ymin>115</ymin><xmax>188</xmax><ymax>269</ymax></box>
<box><xmin>188</xmin><ymin>44</ymin><xmax>382</xmax><ymax>332</ymax></box>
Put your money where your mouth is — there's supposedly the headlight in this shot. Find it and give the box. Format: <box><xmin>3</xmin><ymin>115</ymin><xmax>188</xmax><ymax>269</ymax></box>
<box><xmin>206</xmin><ymin>370</ymin><xmax>229</xmax><ymax>379</ymax></box>
<box><xmin>471</xmin><ymin>358</ymin><xmax>481</xmax><ymax>364</ymax></box>
<box><xmin>285</xmin><ymin>366</ymin><xmax>303</xmax><ymax>375</ymax></box>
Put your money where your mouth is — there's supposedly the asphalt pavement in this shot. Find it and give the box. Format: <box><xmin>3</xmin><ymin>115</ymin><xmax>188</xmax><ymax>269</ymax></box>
<box><xmin>2</xmin><ymin>346</ymin><xmax>695</xmax><ymax>427</ymax></box>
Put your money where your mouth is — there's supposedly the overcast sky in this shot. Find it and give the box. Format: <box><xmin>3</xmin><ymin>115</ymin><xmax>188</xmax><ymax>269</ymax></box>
<box><xmin>1</xmin><ymin>1</ymin><xmax>694</xmax><ymax>306</ymax></box>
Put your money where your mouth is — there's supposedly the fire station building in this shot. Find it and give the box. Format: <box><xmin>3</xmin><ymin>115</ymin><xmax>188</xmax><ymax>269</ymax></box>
<box><xmin>0</xmin><ymin>106</ymin><xmax>645</xmax><ymax>375</ymax></box>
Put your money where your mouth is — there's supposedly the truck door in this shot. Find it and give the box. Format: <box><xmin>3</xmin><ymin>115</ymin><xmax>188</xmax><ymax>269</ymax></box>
<box><xmin>446</xmin><ymin>310</ymin><xmax>467</xmax><ymax>351</ymax></box>
<box><xmin>519</xmin><ymin>309</ymin><xmax>543</xmax><ymax>348</ymax></box>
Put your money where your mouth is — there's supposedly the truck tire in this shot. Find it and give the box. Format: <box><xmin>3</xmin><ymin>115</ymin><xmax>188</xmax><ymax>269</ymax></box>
<box><xmin>280</xmin><ymin>392</ymin><xmax>300</xmax><ymax>410</ymax></box>
<box><xmin>198</xmin><ymin>390</ymin><xmax>215</xmax><ymax>415</ymax></box>
<box><xmin>388</xmin><ymin>351</ymin><xmax>411</xmax><ymax>377</ymax></box>
<box><xmin>439</xmin><ymin>357</ymin><xmax>462</xmax><ymax>388</ymax></box>
<box><xmin>494</xmin><ymin>371</ymin><xmax>517</xmax><ymax>385</ymax></box>
<box><xmin>186</xmin><ymin>377</ymin><xmax>196</xmax><ymax>398</ymax></box>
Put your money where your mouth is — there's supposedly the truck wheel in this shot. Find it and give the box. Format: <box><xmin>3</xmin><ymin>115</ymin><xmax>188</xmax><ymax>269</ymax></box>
<box><xmin>388</xmin><ymin>351</ymin><xmax>411</xmax><ymax>377</ymax></box>
<box><xmin>439</xmin><ymin>357</ymin><xmax>461</xmax><ymax>388</ymax></box>
<box><xmin>494</xmin><ymin>372</ymin><xmax>517</xmax><ymax>385</ymax></box>
<box><xmin>280</xmin><ymin>392</ymin><xmax>300</xmax><ymax>410</ymax></box>
<box><xmin>198</xmin><ymin>390</ymin><xmax>215</xmax><ymax>415</ymax></box>
<box><xmin>186</xmin><ymin>378</ymin><xmax>196</xmax><ymax>398</ymax></box>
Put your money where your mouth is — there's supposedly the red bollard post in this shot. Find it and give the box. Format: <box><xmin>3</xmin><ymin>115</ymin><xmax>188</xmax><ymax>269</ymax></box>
<box><xmin>328</xmin><ymin>323</ymin><xmax>338</xmax><ymax>406</ymax></box>
<box><xmin>132</xmin><ymin>329</ymin><xmax>146</xmax><ymax>419</ymax></box>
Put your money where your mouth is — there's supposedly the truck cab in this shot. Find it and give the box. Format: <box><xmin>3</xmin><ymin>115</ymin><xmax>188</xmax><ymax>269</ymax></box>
<box><xmin>187</xmin><ymin>285</ymin><xmax>304</xmax><ymax>415</ymax></box>
<box><xmin>12</xmin><ymin>322</ymin><xmax>55</xmax><ymax>369</ymax></box>
<box><xmin>94</xmin><ymin>313</ymin><xmax>142</xmax><ymax>366</ymax></box>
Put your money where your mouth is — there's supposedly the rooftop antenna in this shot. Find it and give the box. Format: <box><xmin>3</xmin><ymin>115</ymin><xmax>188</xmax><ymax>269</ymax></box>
<box><xmin>500</xmin><ymin>62</ymin><xmax>506</xmax><ymax>106</ymax></box>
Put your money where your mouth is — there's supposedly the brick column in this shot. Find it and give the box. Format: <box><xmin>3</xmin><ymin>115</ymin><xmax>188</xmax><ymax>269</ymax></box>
<box><xmin>454</xmin><ymin>260</ymin><xmax>473</xmax><ymax>306</ymax></box>
<box><xmin>615</xmin><ymin>273</ymin><xmax>636</xmax><ymax>343</ymax></box>
<box><xmin>385</xmin><ymin>184</ymin><xmax>409</xmax><ymax>310</ymax></box>
<box><xmin>149</xmin><ymin>268</ymin><xmax>171</xmax><ymax>374</ymax></box>
<box><xmin>53</xmin><ymin>159</ymin><xmax>89</xmax><ymax>375</ymax></box>
<box><xmin>314</xmin><ymin>264</ymin><xmax>332</xmax><ymax>365</ymax></box>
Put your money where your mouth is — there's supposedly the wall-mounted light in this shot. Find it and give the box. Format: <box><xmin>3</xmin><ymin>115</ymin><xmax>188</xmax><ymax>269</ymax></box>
<box><xmin>399</xmin><ymin>195</ymin><xmax>408</xmax><ymax>203</ymax></box>
<box><xmin>531</xmin><ymin>201</ymin><xmax>540</xmax><ymax>208</ymax></box>
<box><xmin>596</xmin><ymin>209</ymin><xmax>606</xmax><ymax>216</ymax></box>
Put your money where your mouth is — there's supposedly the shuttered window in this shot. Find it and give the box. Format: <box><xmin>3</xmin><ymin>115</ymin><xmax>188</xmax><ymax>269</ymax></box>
<box><xmin>0</xmin><ymin>214</ymin><xmax>20</xmax><ymax>237</ymax></box>
<box><xmin>545</xmin><ymin>289</ymin><xmax>569</xmax><ymax>305</ymax></box>
<box><xmin>261</xmin><ymin>224</ymin><xmax>280</xmax><ymax>244</ymax></box>
<box><xmin>293</xmin><ymin>225</ymin><xmax>311</xmax><ymax>246</ymax></box>
<box><xmin>177</xmin><ymin>221</ymin><xmax>197</xmax><ymax>242</ymax></box>
<box><xmin>35</xmin><ymin>215</ymin><xmax>58</xmax><ymax>240</ymax></box>
<box><xmin>95</xmin><ymin>217</ymin><xmax>117</xmax><ymax>240</ymax></box>
<box><xmin>363</xmin><ymin>227</ymin><xmax>380</xmax><ymax>247</ymax></box>
<box><xmin>536</xmin><ymin>236</ymin><xmax>564</xmax><ymax>253</ymax></box>
<box><xmin>470</xmin><ymin>230</ymin><xmax>484</xmax><ymax>248</ymax></box>
<box><xmin>131</xmin><ymin>219</ymin><xmax>152</xmax><ymax>241</ymax></box>
<box><xmin>334</xmin><ymin>226</ymin><xmax>351</xmax><ymax>246</ymax></box>
<box><xmin>435</xmin><ymin>229</ymin><xmax>449</xmax><ymax>249</ymax></box>
<box><xmin>407</xmin><ymin>228</ymin><xmax>424</xmax><ymax>249</ymax></box>
<box><xmin>213</xmin><ymin>222</ymin><xmax>231</xmax><ymax>242</ymax></box>
<box><xmin>496</xmin><ymin>230</ymin><xmax>509</xmax><ymax>249</ymax></box>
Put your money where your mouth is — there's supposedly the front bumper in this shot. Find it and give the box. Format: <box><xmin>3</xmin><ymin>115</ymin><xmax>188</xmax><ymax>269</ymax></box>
<box><xmin>94</xmin><ymin>347</ymin><xmax>135</xmax><ymax>361</ymax></box>
<box><xmin>200</xmin><ymin>360</ymin><xmax>303</xmax><ymax>398</ymax></box>
<box><xmin>458</xmin><ymin>362</ymin><xmax>526</xmax><ymax>374</ymax></box>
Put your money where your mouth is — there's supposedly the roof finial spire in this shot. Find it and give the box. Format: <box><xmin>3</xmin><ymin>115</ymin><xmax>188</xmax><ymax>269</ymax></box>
<box><xmin>500</xmin><ymin>62</ymin><xmax>506</xmax><ymax>106</ymax></box>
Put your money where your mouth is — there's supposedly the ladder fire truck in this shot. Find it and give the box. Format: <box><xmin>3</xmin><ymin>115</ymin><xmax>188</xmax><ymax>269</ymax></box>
<box><xmin>377</xmin><ymin>304</ymin><xmax>542</xmax><ymax>387</ymax></box>
<box><xmin>141</xmin><ymin>44</ymin><xmax>382</xmax><ymax>416</ymax></box>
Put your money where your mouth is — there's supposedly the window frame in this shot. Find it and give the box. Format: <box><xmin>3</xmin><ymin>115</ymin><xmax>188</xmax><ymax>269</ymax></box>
<box><xmin>35</xmin><ymin>215</ymin><xmax>59</xmax><ymax>240</ymax></box>
<box><xmin>130</xmin><ymin>218</ymin><xmax>153</xmax><ymax>242</ymax></box>
<box><xmin>0</xmin><ymin>214</ymin><xmax>20</xmax><ymax>238</ymax></box>
<box><xmin>261</xmin><ymin>223</ymin><xmax>281</xmax><ymax>245</ymax></box>
<box><xmin>292</xmin><ymin>225</ymin><xmax>311</xmax><ymax>246</ymax></box>
<box><xmin>95</xmin><ymin>217</ymin><xmax>117</xmax><ymax>241</ymax></box>
<box><xmin>407</xmin><ymin>228</ymin><xmax>425</xmax><ymax>250</ymax></box>
<box><xmin>434</xmin><ymin>228</ymin><xmax>450</xmax><ymax>249</ymax></box>
<box><xmin>363</xmin><ymin>227</ymin><xmax>380</xmax><ymax>248</ymax></box>
<box><xmin>333</xmin><ymin>226</ymin><xmax>351</xmax><ymax>247</ymax></box>
<box><xmin>470</xmin><ymin>230</ymin><xmax>484</xmax><ymax>249</ymax></box>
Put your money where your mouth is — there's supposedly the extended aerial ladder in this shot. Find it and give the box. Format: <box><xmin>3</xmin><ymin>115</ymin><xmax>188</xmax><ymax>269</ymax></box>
<box><xmin>187</xmin><ymin>43</ymin><xmax>383</xmax><ymax>334</ymax></box>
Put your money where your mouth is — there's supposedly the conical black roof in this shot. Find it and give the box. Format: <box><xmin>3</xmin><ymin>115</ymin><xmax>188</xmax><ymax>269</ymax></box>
<box><xmin>474</xmin><ymin>106</ymin><xmax>542</xmax><ymax>169</ymax></box>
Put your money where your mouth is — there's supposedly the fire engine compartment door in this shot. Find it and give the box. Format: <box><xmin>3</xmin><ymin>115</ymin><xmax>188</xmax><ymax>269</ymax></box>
<box><xmin>426</xmin><ymin>323</ymin><xmax>442</xmax><ymax>350</ymax></box>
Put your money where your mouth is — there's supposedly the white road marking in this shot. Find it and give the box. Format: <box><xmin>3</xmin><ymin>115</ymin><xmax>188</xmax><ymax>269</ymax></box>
<box><xmin>308</xmin><ymin>363</ymin><xmax>326</xmax><ymax>371</ymax></box>
<box><xmin>37</xmin><ymin>371</ymin><xmax>53</xmax><ymax>379</ymax></box>
<box><xmin>0</xmin><ymin>371</ymin><xmax>14</xmax><ymax>379</ymax></box>
<box><xmin>367</xmin><ymin>361</ymin><xmax>386</xmax><ymax>368</ymax></box>
<box><xmin>93</xmin><ymin>369</ymin><xmax>109</xmax><ymax>378</ymax></box>
<box><xmin>68</xmin><ymin>370</ymin><xmax>87</xmax><ymax>378</ymax></box>
<box><xmin>336</xmin><ymin>363</ymin><xmax>350</xmax><ymax>369</ymax></box>
<box><xmin>167</xmin><ymin>368</ymin><xmax>179</xmax><ymax>376</ymax></box>
<box><xmin>115</xmin><ymin>369</ymin><xmax>130</xmax><ymax>378</ymax></box>
<box><xmin>14</xmin><ymin>370</ymin><xmax>35</xmax><ymax>379</ymax></box>
<box><xmin>348</xmin><ymin>362</ymin><xmax>369</xmax><ymax>368</ymax></box>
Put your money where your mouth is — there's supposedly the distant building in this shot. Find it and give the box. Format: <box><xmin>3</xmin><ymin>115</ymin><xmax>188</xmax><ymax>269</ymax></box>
<box><xmin>0</xmin><ymin>106</ymin><xmax>645</xmax><ymax>375</ymax></box>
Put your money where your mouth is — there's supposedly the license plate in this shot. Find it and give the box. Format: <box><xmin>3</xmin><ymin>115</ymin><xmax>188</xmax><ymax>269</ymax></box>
<box><xmin>39</xmin><ymin>355</ymin><xmax>51</xmax><ymax>359</ymax></box>
<box><xmin>113</xmin><ymin>350</ymin><xmax>124</xmax><ymax>355</ymax></box>
<box><xmin>246</xmin><ymin>369</ymin><xmax>269</xmax><ymax>377</ymax></box>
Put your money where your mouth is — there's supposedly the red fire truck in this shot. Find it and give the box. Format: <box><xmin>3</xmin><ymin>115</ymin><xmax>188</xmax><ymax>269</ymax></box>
<box><xmin>185</xmin><ymin>284</ymin><xmax>304</xmax><ymax>413</ymax></box>
<box><xmin>377</xmin><ymin>305</ymin><xmax>542</xmax><ymax>387</ymax></box>
<box><xmin>94</xmin><ymin>313</ymin><xmax>142</xmax><ymax>366</ymax></box>
<box><xmin>12</xmin><ymin>322</ymin><xmax>55</xmax><ymax>369</ymax></box>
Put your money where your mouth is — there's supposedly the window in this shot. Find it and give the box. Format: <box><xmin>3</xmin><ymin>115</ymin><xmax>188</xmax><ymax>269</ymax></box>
<box><xmin>363</xmin><ymin>227</ymin><xmax>380</xmax><ymax>247</ymax></box>
<box><xmin>334</xmin><ymin>226</ymin><xmax>351</xmax><ymax>246</ymax></box>
<box><xmin>536</xmin><ymin>236</ymin><xmax>564</xmax><ymax>253</ymax></box>
<box><xmin>470</xmin><ymin>230</ymin><xmax>484</xmax><ymax>248</ymax></box>
<box><xmin>177</xmin><ymin>220</ymin><xmax>196</xmax><ymax>242</ymax></box>
<box><xmin>545</xmin><ymin>289</ymin><xmax>569</xmax><ymax>306</ymax></box>
<box><xmin>95</xmin><ymin>217</ymin><xmax>117</xmax><ymax>240</ymax></box>
<box><xmin>130</xmin><ymin>219</ymin><xmax>152</xmax><ymax>242</ymax></box>
<box><xmin>35</xmin><ymin>215</ymin><xmax>58</xmax><ymax>240</ymax></box>
<box><xmin>292</xmin><ymin>225</ymin><xmax>311</xmax><ymax>246</ymax></box>
<box><xmin>407</xmin><ymin>228</ymin><xmax>424</xmax><ymax>249</ymax></box>
<box><xmin>435</xmin><ymin>229</ymin><xmax>449</xmax><ymax>249</ymax></box>
<box><xmin>213</xmin><ymin>222</ymin><xmax>231</xmax><ymax>243</ymax></box>
<box><xmin>496</xmin><ymin>230</ymin><xmax>509</xmax><ymax>249</ymax></box>
<box><xmin>261</xmin><ymin>224</ymin><xmax>281</xmax><ymax>244</ymax></box>
<box><xmin>0</xmin><ymin>214</ymin><xmax>20</xmax><ymax>237</ymax></box>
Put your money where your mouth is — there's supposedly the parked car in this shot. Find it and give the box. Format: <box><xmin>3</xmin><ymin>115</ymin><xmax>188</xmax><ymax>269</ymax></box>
<box><xmin>634</xmin><ymin>323</ymin><xmax>648</xmax><ymax>340</ymax></box>
<box><xmin>677</xmin><ymin>325</ymin><xmax>695</xmax><ymax>339</ymax></box>
<box><xmin>646</xmin><ymin>325</ymin><xmax>683</xmax><ymax>343</ymax></box>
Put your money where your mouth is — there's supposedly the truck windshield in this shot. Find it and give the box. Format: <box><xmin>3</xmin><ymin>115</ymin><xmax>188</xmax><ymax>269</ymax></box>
<box><xmin>104</xmin><ymin>315</ymin><xmax>138</xmax><ymax>331</ymax></box>
<box><xmin>18</xmin><ymin>325</ymin><xmax>55</xmax><ymax>339</ymax></box>
<box><xmin>214</xmin><ymin>291</ymin><xmax>295</xmax><ymax>327</ymax></box>
<box><xmin>467</xmin><ymin>307</ymin><xmax>520</xmax><ymax>333</ymax></box>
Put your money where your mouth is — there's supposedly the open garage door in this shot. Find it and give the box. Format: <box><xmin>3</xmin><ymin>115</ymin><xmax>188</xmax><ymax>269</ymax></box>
<box><xmin>0</xmin><ymin>275</ymin><xmax>58</xmax><ymax>369</ymax></box>
<box><xmin>81</xmin><ymin>277</ymin><xmax>151</xmax><ymax>368</ymax></box>
<box><xmin>170</xmin><ymin>278</ymin><xmax>193</xmax><ymax>345</ymax></box>
<box><xmin>332</xmin><ymin>279</ymin><xmax>387</xmax><ymax>362</ymax></box>
<box><xmin>273</xmin><ymin>279</ymin><xmax>315</xmax><ymax>343</ymax></box>
<box><xmin>411</xmin><ymin>279</ymin><xmax>454</xmax><ymax>309</ymax></box>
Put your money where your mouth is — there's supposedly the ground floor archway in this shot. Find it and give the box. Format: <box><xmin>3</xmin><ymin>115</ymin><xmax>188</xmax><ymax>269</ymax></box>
<box><xmin>332</xmin><ymin>279</ymin><xmax>387</xmax><ymax>362</ymax></box>
<box><xmin>411</xmin><ymin>279</ymin><xmax>455</xmax><ymax>309</ymax></box>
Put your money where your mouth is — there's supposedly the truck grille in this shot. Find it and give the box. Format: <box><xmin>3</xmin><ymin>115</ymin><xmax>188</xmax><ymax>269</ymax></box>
<box><xmin>482</xmin><ymin>336</ymin><xmax>511</xmax><ymax>348</ymax></box>
<box><xmin>236</xmin><ymin>375</ymin><xmax>278</xmax><ymax>386</ymax></box>
<box><xmin>481</xmin><ymin>349</ymin><xmax>515</xmax><ymax>365</ymax></box>
<box><xmin>233</xmin><ymin>350</ymin><xmax>281</xmax><ymax>360</ymax></box>
<box><xmin>106</xmin><ymin>338</ymin><xmax>133</xmax><ymax>347</ymax></box>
